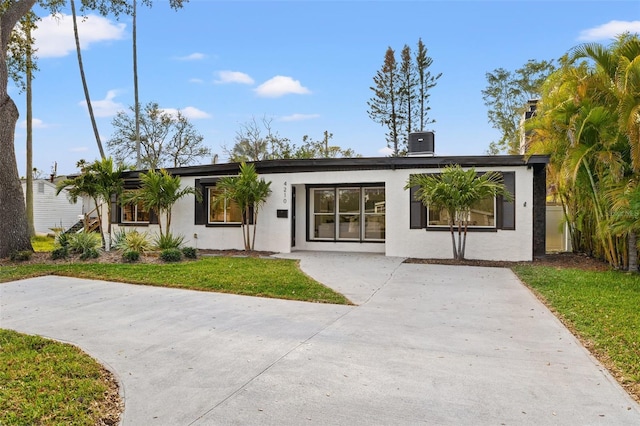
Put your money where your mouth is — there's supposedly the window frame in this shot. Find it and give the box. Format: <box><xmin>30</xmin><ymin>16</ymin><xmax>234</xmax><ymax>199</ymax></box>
<box><xmin>409</xmin><ymin>171</ymin><xmax>516</xmax><ymax>232</ymax></box>
<box><xmin>426</xmin><ymin>196</ymin><xmax>497</xmax><ymax>230</ymax></box>
<box><xmin>120</xmin><ymin>201</ymin><xmax>150</xmax><ymax>225</ymax></box>
<box><xmin>207</xmin><ymin>187</ymin><xmax>243</xmax><ymax>225</ymax></box>
<box><xmin>307</xmin><ymin>183</ymin><xmax>385</xmax><ymax>243</ymax></box>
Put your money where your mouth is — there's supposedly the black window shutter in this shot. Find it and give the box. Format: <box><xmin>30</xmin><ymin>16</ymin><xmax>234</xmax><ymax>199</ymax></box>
<box><xmin>194</xmin><ymin>179</ymin><xmax>207</xmax><ymax>225</ymax></box>
<box><xmin>248</xmin><ymin>204</ymin><xmax>255</xmax><ymax>225</ymax></box>
<box><xmin>500</xmin><ymin>172</ymin><xmax>516</xmax><ymax>230</ymax></box>
<box><xmin>409</xmin><ymin>185</ymin><xmax>426</xmax><ymax>229</ymax></box>
<box><xmin>110</xmin><ymin>194</ymin><xmax>120</xmax><ymax>224</ymax></box>
<box><xmin>149</xmin><ymin>209</ymin><xmax>159</xmax><ymax>224</ymax></box>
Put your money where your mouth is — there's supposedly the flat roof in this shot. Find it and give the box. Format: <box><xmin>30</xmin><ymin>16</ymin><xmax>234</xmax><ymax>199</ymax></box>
<box><xmin>122</xmin><ymin>155</ymin><xmax>550</xmax><ymax>178</ymax></box>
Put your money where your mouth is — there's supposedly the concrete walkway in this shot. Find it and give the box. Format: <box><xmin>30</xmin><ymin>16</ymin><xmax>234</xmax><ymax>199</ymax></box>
<box><xmin>1</xmin><ymin>251</ymin><xmax>639</xmax><ymax>425</ymax></box>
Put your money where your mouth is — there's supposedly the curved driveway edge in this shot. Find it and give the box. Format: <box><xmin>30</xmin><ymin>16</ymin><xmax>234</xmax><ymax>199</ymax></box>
<box><xmin>1</xmin><ymin>251</ymin><xmax>639</xmax><ymax>425</ymax></box>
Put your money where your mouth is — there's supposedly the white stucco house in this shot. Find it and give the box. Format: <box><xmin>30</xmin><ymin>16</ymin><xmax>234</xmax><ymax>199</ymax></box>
<box><xmin>21</xmin><ymin>178</ymin><xmax>83</xmax><ymax>235</ymax></box>
<box><xmin>109</xmin><ymin>146</ymin><xmax>549</xmax><ymax>262</ymax></box>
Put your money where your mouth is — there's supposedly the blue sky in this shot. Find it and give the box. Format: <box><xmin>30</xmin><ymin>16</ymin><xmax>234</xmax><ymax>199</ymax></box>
<box><xmin>14</xmin><ymin>0</ymin><xmax>640</xmax><ymax>177</ymax></box>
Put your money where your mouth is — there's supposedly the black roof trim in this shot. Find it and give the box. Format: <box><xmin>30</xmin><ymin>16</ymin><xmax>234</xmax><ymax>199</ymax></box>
<box><xmin>122</xmin><ymin>155</ymin><xmax>550</xmax><ymax>178</ymax></box>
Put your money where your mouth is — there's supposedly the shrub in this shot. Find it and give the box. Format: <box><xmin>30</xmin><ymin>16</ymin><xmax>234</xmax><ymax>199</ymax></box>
<box><xmin>55</xmin><ymin>232</ymin><xmax>72</xmax><ymax>249</ymax></box>
<box><xmin>51</xmin><ymin>246</ymin><xmax>69</xmax><ymax>260</ymax></box>
<box><xmin>80</xmin><ymin>247</ymin><xmax>100</xmax><ymax>260</ymax></box>
<box><xmin>9</xmin><ymin>250</ymin><xmax>32</xmax><ymax>262</ymax></box>
<box><xmin>159</xmin><ymin>248</ymin><xmax>182</xmax><ymax>262</ymax></box>
<box><xmin>115</xmin><ymin>230</ymin><xmax>152</xmax><ymax>254</ymax></box>
<box><xmin>122</xmin><ymin>249</ymin><xmax>141</xmax><ymax>263</ymax></box>
<box><xmin>154</xmin><ymin>233</ymin><xmax>185</xmax><ymax>250</ymax></box>
<box><xmin>68</xmin><ymin>231</ymin><xmax>102</xmax><ymax>254</ymax></box>
<box><xmin>182</xmin><ymin>246</ymin><xmax>197</xmax><ymax>259</ymax></box>
<box><xmin>111</xmin><ymin>228</ymin><xmax>128</xmax><ymax>249</ymax></box>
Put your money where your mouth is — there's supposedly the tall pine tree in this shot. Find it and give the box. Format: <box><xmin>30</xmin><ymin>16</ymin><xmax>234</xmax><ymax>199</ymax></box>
<box><xmin>369</xmin><ymin>39</ymin><xmax>440</xmax><ymax>156</ymax></box>
<box><xmin>415</xmin><ymin>38</ymin><xmax>441</xmax><ymax>131</ymax></box>
<box><xmin>368</xmin><ymin>47</ymin><xmax>402</xmax><ymax>156</ymax></box>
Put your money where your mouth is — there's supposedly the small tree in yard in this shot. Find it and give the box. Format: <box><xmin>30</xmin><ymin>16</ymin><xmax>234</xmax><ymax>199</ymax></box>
<box><xmin>217</xmin><ymin>162</ymin><xmax>272</xmax><ymax>251</ymax></box>
<box><xmin>56</xmin><ymin>158</ymin><xmax>125</xmax><ymax>250</ymax></box>
<box><xmin>405</xmin><ymin>165</ymin><xmax>512</xmax><ymax>260</ymax></box>
<box><xmin>124</xmin><ymin>168</ymin><xmax>200</xmax><ymax>238</ymax></box>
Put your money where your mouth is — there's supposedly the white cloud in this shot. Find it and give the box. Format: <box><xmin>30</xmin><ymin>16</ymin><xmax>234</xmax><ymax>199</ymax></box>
<box><xmin>19</xmin><ymin>118</ymin><xmax>48</xmax><ymax>129</ymax></box>
<box><xmin>181</xmin><ymin>107</ymin><xmax>211</xmax><ymax>119</ymax></box>
<box><xmin>161</xmin><ymin>106</ymin><xmax>211</xmax><ymax>120</ymax></box>
<box><xmin>578</xmin><ymin>20</ymin><xmax>640</xmax><ymax>41</ymax></box>
<box><xmin>214</xmin><ymin>71</ymin><xmax>254</xmax><ymax>85</ymax></box>
<box><xmin>378</xmin><ymin>146</ymin><xmax>394</xmax><ymax>156</ymax></box>
<box><xmin>189</xmin><ymin>78</ymin><xmax>204</xmax><ymax>84</ymax></box>
<box><xmin>255</xmin><ymin>76</ymin><xmax>311</xmax><ymax>98</ymax></box>
<box><xmin>176</xmin><ymin>52</ymin><xmax>206</xmax><ymax>61</ymax></box>
<box><xmin>279</xmin><ymin>113</ymin><xmax>320</xmax><ymax>122</ymax></box>
<box><xmin>79</xmin><ymin>90</ymin><xmax>124</xmax><ymax>118</ymax></box>
<box><xmin>34</xmin><ymin>13</ymin><xmax>126</xmax><ymax>58</ymax></box>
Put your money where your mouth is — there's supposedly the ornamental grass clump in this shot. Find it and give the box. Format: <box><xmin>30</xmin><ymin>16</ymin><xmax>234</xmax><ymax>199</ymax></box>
<box><xmin>154</xmin><ymin>232</ymin><xmax>185</xmax><ymax>250</ymax></box>
<box><xmin>114</xmin><ymin>230</ymin><xmax>152</xmax><ymax>254</ymax></box>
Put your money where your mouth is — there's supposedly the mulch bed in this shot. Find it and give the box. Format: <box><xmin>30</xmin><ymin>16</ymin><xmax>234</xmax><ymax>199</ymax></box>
<box><xmin>405</xmin><ymin>251</ymin><xmax>612</xmax><ymax>271</ymax></box>
<box><xmin>0</xmin><ymin>249</ymin><xmax>278</xmax><ymax>266</ymax></box>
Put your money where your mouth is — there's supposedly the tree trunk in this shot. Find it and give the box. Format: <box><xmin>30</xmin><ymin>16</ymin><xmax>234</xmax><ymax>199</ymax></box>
<box><xmin>25</xmin><ymin>35</ymin><xmax>34</xmax><ymax>237</ymax></box>
<box><xmin>251</xmin><ymin>208</ymin><xmax>258</xmax><ymax>250</ymax></box>
<box><xmin>448</xmin><ymin>224</ymin><xmax>457</xmax><ymax>259</ymax></box>
<box><xmin>0</xmin><ymin>96</ymin><xmax>33</xmax><ymax>257</ymax></box>
<box><xmin>457</xmin><ymin>221</ymin><xmax>463</xmax><ymax>260</ymax></box>
<box><xmin>461</xmin><ymin>223</ymin><xmax>468</xmax><ymax>260</ymax></box>
<box><xmin>133</xmin><ymin>0</ymin><xmax>141</xmax><ymax>168</ymax></box>
<box><xmin>71</xmin><ymin>0</ymin><xmax>105</xmax><ymax>159</ymax></box>
<box><xmin>244</xmin><ymin>209</ymin><xmax>251</xmax><ymax>250</ymax></box>
<box><xmin>628</xmin><ymin>232</ymin><xmax>638</xmax><ymax>272</ymax></box>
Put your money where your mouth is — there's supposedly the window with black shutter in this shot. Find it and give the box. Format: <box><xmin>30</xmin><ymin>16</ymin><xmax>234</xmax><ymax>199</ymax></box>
<box><xmin>408</xmin><ymin>171</ymin><xmax>516</xmax><ymax>231</ymax></box>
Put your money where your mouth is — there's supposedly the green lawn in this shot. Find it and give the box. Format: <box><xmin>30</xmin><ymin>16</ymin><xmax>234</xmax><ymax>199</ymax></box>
<box><xmin>513</xmin><ymin>265</ymin><xmax>640</xmax><ymax>399</ymax></box>
<box><xmin>0</xmin><ymin>256</ymin><xmax>351</xmax><ymax>305</ymax></box>
<box><xmin>30</xmin><ymin>235</ymin><xmax>55</xmax><ymax>252</ymax></box>
<box><xmin>0</xmin><ymin>329</ymin><xmax>120</xmax><ymax>425</ymax></box>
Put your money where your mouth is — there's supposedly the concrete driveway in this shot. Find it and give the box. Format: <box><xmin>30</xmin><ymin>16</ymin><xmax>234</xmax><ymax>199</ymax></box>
<box><xmin>1</xmin><ymin>252</ymin><xmax>638</xmax><ymax>425</ymax></box>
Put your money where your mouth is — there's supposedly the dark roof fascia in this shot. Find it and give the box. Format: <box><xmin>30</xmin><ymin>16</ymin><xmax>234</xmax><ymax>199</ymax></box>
<box><xmin>121</xmin><ymin>155</ymin><xmax>550</xmax><ymax>179</ymax></box>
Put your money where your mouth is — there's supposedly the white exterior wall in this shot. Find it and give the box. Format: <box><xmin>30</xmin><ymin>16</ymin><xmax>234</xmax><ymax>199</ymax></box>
<box><xmin>109</xmin><ymin>164</ymin><xmax>537</xmax><ymax>261</ymax></box>
<box><xmin>21</xmin><ymin>179</ymin><xmax>83</xmax><ymax>234</ymax></box>
<box><xmin>385</xmin><ymin>166</ymin><xmax>534</xmax><ymax>261</ymax></box>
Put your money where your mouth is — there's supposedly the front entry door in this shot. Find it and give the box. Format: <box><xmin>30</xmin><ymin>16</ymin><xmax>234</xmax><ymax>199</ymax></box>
<box><xmin>291</xmin><ymin>187</ymin><xmax>296</xmax><ymax>247</ymax></box>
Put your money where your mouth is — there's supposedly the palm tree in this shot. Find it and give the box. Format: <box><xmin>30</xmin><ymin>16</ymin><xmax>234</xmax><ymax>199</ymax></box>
<box><xmin>405</xmin><ymin>165</ymin><xmax>512</xmax><ymax>260</ymax></box>
<box><xmin>217</xmin><ymin>162</ymin><xmax>272</xmax><ymax>251</ymax></box>
<box><xmin>24</xmin><ymin>13</ymin><xmax>35</xmax><ymax>236</ymax></box>
<box><xmin>132</xmin><ymin>0</ymin><xmax>141</xmax><ymax>168</ymax></box>
<box><xmin>554</xmin><ymin>33</ymin><xmax>640</xmax><ymax>269</ymax></box>
<box><xmin>56</xmin><ymin>162</ymin><xmax>102</xmax><ymax>235</ymax></box>
<box><xmin>70</xmin><ymin>0</ymin><xmax>105</xmax><ymax>159</ymax></box>
<box><xmin>57</xmin><ymin>158</ymin><xmax>125</xmax><ymax>250</ymax></box>
<box><xmin>607</xmin><ymin>178</ymin><xmax>640</xmax><ymax>271</ymax></box>
<box><xmin>125</xmin><ymin>169</ymin><xmax>200</xmax><ymax>238</ymax></box>
<box><xmin>87</xmin><ymin>157</ymin><xmax>126</xmax><ymax>248</ymax></box>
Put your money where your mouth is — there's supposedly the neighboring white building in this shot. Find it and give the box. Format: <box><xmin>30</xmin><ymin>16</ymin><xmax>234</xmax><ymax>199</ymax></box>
<box><xmin>21</xmin><ymin>179</ymin><xmax>82</xmax><ymax>235</ymax></box>
<box><xmin>108</xmin><ymin>152</ymin><xmax>549</xmax><ymax>262</ymax></box>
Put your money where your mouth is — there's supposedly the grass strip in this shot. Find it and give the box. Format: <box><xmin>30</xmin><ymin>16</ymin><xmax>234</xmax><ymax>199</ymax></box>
<box><xmin>0</xmin><ymin>329</ymin><xmax>120</xmax><ymax>425</ymax></box>
<box><xmin>30</xmin><ymin>235</ymin><xmax>55</xmax><ymax>253</ymax></box>
<box><xmin>513</xmin><ymin>265</ymin><xmax>640</xmax><ymax>399</ymax></box>
<box><xmin>0</xmin><ymin>257</ymin><xmax>351</xmax><ymax>305</ymax></box>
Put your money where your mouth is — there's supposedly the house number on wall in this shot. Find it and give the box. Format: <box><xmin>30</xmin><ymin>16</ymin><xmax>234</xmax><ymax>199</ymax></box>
<box><xmin>283</xmin><ymin>182</ymin><xmax>287</xmax><ymax>204</ymax></box>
